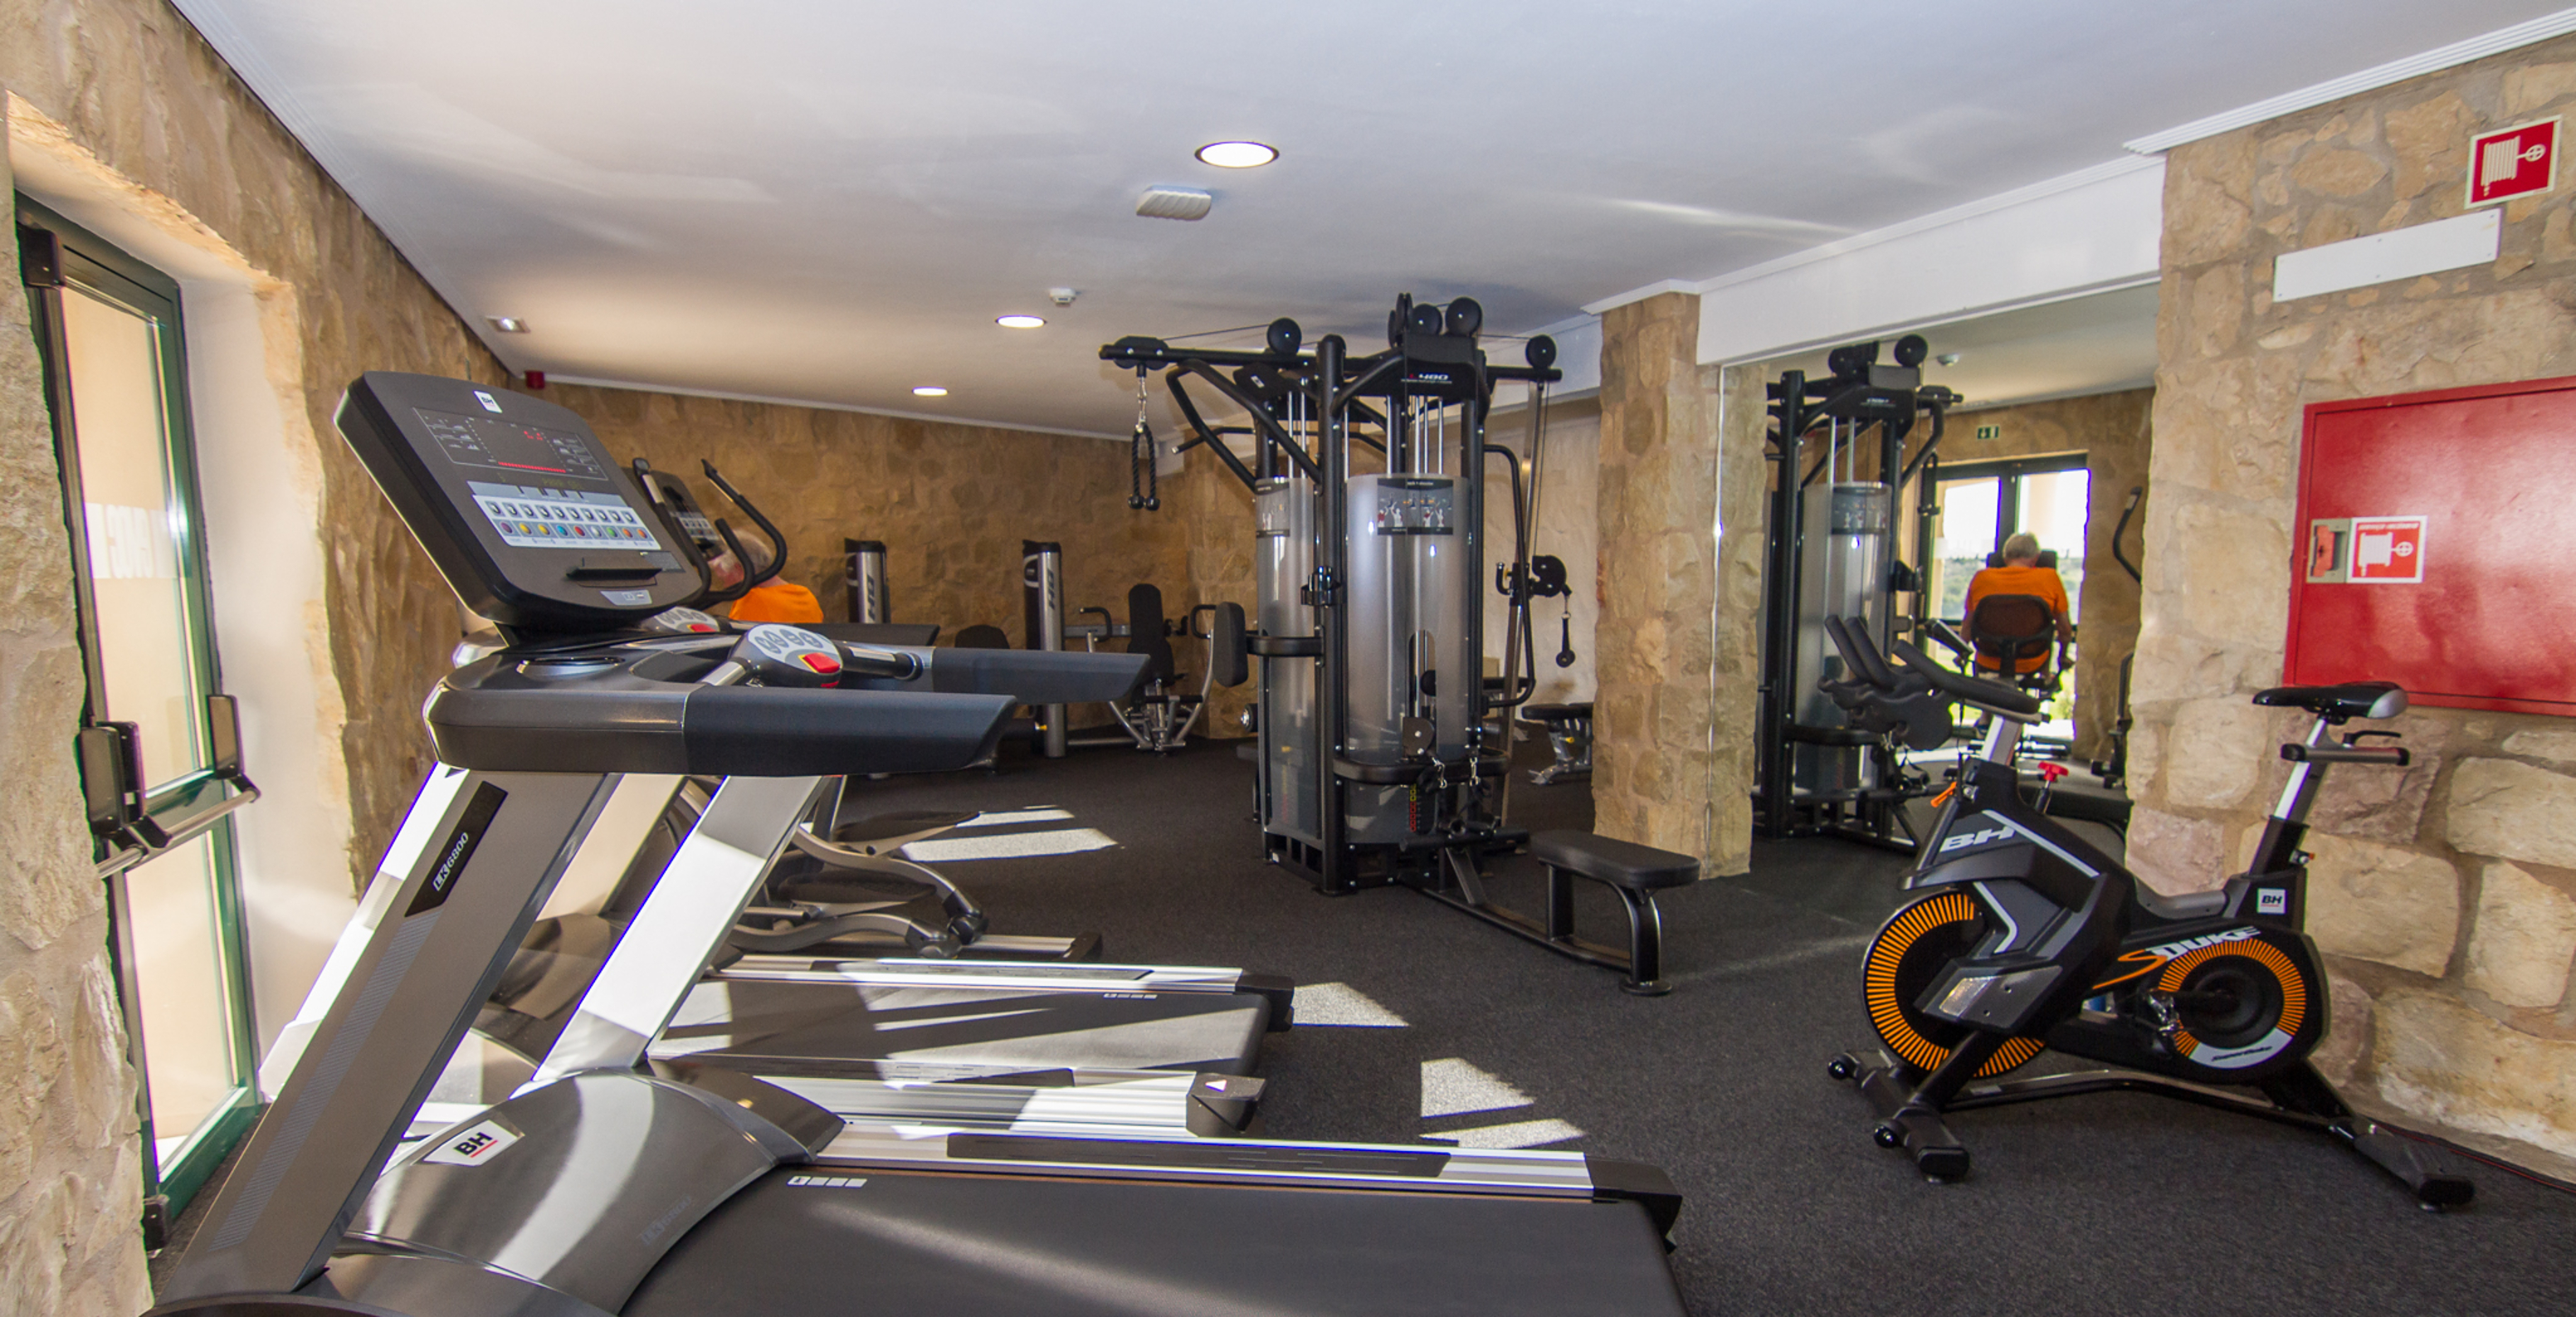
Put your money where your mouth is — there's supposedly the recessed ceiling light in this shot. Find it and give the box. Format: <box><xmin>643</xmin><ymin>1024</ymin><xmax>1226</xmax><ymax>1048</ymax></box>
<box><xmin>997</xmin><ymin>315</ymin><xmax>1046</xmax><ymax>329</ymax></box>
<box><xmin>1197</xmin><ymin>141</ymin><xmax>1277</xmax><ymax>168</ymax></box>
<box><xmin>487</xmin><ymin>315</ymin><xmax>528</xmax><ymax>333</ymax></box>
<box><xmin>912</xmin><ymin>385</ymin><xmax>949</xmax><ymax>398</ymax></box>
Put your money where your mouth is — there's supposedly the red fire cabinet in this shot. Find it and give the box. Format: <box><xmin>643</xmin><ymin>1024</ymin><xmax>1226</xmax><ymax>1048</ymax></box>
<box><xmin>2287</xmin><ymin>373</ymin><xmax>2576</xmax><ymax>715</ymax></box>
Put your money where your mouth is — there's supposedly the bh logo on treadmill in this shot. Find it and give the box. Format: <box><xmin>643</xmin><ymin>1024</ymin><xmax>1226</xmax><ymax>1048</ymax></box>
<box><xmin>423</xmin><ymin>1119</ymin><xmax>522</xmax><ymax>1167</ymax></box>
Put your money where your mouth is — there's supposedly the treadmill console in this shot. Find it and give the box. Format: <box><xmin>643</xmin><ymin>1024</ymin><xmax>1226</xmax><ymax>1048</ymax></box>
<box><xmin>337</xmin><ymin>372</ymin><xmax>708</xmax><ymax>630</ymax></box>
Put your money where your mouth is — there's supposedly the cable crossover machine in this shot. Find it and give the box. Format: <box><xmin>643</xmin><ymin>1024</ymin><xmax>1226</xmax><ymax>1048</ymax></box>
<box><xmin>1756</xmin><ymin>334</ymin><xmax>1959</xmax><ymax>850</ymax></box>
<box><xmin>1100</xmin><ymin>297</ymin><xmax>1700</xmax><ymax>990</ymax></box>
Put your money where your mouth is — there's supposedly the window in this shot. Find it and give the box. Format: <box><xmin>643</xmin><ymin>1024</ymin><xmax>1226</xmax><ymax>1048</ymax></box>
<box><xmin>1928</xmin><ymin>452</ymin><xmax>2091</xmax><ymax>624</ymax></box>
<box><xmin>18</xmin><ymin>197</ymin><xmax>258</xmax><ymax>1237</ymax></box>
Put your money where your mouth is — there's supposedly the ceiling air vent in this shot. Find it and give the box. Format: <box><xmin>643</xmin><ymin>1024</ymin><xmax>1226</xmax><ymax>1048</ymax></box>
<box><xmin>1135</xmin><ymin>186</ymin><xmax>1214</xmax><ymax>221</ymax></box>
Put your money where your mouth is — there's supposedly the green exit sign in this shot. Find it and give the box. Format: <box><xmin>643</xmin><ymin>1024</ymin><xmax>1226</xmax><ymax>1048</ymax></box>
<box><xmin>1973</xmin><ymin>423</ymin><xmax>2002</xmax><ymax>441</ymax></box>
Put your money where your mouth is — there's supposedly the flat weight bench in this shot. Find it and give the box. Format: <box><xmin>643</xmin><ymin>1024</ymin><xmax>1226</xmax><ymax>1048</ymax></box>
<box><xmin>1526</xmin><ymin>831</ymin><xmax>1701</xmax><ymax>995</ymax></box>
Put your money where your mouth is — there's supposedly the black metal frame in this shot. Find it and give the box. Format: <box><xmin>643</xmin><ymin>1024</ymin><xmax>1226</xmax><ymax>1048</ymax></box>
<box><xmin>1754</xmin><ymin>346</ymin><xmax>1955</xmax><ymax>849</ymax></box>
<box><xmin>1103</xmin><ymin>303</ymin><xmax>1615</xmax><ymax>971</ymax></box>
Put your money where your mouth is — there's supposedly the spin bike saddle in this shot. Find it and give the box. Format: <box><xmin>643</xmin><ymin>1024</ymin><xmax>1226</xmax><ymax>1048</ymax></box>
<box><xmin>2252</xmin><ymin>681</ymin><xmax>2405</xmax><ymax>722</ymax></box>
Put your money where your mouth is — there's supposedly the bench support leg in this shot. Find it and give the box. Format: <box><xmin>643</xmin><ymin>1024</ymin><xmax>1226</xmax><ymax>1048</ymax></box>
<box><xmin>1614</xmin><ymin>888</ymin><xmax>1669</xmax><ymax>996</ymax></box>
<box><xmin>1544</xmin><ymin>866</ymin><xmax>1577</xmax><ymax>942</ymax></box>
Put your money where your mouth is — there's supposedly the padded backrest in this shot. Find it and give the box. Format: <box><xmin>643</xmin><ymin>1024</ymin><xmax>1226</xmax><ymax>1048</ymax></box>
<box><xmin>1968</xmin><ymin>593</ymin><xmax>2056</xmax><ymax>667</ymax></box>
<box><xmin>1125</xmin><ymin>583</ymin><xmax>1166</xmax><ymax>655</ymax></box>
<box><xmin>954</xmin><ymin>623</ymin><xmax>1009</xmax><ymax>650</ymax></box>
<box><xmin>1211</xmin><ymin>602</ymin><xmax>1248</xmax><ymax>688</ymax></box>
<box><xmin>1983</xmin><ymin>548</ymin><xmax>2059</xmax><ymax>569</ymax></box>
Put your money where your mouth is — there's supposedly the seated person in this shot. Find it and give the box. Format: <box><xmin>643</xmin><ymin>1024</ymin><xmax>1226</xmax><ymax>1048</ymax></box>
<box><xmin>704</xmin><ymin>548</ymin><xmax>822</xmax><ymax>625</ymax></box>
<box><xmin>727</xmin><ymin>574</ymin><xmax>824</xmax><ymax>624</ymax></box>
<box><xmin>1962</xmin><ymin>532</ymin><xmax>2071</xmax><ymax>676</ymax></box>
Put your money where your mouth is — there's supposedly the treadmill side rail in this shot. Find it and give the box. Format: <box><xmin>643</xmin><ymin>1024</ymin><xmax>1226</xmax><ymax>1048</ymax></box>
<box><xmin>529</xmin><ymin>774</ymin><xmax>828</xmax><ymax>1085</ymax></box>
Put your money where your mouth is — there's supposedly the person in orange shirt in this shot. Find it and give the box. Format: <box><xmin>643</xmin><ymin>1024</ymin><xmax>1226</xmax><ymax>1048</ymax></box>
<box><xmin>725</xmin><ymin>572</ymin><xmax>824</xmax><ymax>624</ymax></box>
<box><xmin>1961</xmin><ymin>532</ymin><xmax>2071</xmax><ymax>676</ymax></box>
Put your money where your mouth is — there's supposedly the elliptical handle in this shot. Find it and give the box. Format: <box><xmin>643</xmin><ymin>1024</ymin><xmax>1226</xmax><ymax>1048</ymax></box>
<box><xmin>700</xmin><ymin>460</ymin><xmax>787</xmax><ymax>590</ymax></box>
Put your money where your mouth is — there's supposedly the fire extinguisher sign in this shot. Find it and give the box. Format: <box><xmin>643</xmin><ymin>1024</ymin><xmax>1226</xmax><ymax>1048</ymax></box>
<box><xmin>2306</xmin><ymin>515</ymin><xmax>2427</xmax><ymax>584</ymax></box>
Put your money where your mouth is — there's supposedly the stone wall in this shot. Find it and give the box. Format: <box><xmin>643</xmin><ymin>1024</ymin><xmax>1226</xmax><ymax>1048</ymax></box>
<box><xmin>1933</xmin><ymin>388</ymin><xmax>2154</xmax><ymax>757</ymax></box>
<box><xmin>5</xmin><ymin>0</ymin><xmax>515</xmax><ymax>909</ymax></box>
<box><xmin>544</xmin><ymin>382</ymin><xmax>1192</xmax><ymax>656</ymax></box>
<box><xmin>0</xmin><ymin>110</ymin><xmax>154</xmax><ymax>1317</ymax></box>
<box><xmin>2137</xmin><ymin>32</ymin><xmax>2576</xmax><ymax>1167</ymax></box>
<box><xmin>1594</xmin><ymin>294</ymin><xmax>1756</xmax><ymax>875</ymax></box>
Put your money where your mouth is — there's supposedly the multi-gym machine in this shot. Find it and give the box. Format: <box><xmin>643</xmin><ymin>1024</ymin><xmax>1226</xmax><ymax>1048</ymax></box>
<box><xmin>1098</xmin><ymin>295</ymin><xmax>1700</xmax><ymax>985</ymax></box>
<box><xmin>1754</xmin><ymin>335</ymin><xmax>1959</xmax><ymax>848</ymax></box>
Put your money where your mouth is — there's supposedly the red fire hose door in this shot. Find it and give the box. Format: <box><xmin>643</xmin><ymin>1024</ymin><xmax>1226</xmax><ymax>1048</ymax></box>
<box><xmin>2287</xmin><ymin>374</ymin><xmax>2576</xmax><ymax>715</ymax></box>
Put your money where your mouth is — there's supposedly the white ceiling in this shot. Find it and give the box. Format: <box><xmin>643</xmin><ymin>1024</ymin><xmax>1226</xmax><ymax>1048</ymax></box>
<box><xmin>172</xmin><ymin>1</ymin><xmax>2568</xmax><ymax>436</ymax></box>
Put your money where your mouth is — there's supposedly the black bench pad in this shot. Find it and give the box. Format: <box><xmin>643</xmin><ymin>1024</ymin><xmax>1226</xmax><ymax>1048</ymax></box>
<box><xmin>1530</xmin><ymin>832</ymin><xmax>1700</xmax><ymax>890</ymax></box>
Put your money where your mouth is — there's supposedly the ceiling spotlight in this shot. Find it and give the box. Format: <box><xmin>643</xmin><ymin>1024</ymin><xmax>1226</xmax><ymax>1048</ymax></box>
<box><xmin>1196</xmin><ymin>141</ymin><xmax>1277</xmax><ymax>168</ymax></box>
<box><xmin>997</xmin><ymin>315</ymin><xmax>1046</xmax><ymax>329</ymax></box>
<box><xmin>912</xmin><ymin>385</ymin><xmax>949</xmax><ymax>398</ymax></box>
<box><xmin>487</xmin><ymin>316</ymin><xmax>528</xmax><ymax>333</ymax></box>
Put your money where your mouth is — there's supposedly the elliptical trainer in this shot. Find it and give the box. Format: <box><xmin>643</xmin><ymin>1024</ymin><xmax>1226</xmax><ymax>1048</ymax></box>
<box><xmin>1756</xmin><ymin>338</ymin><xmax>1957</xmax><ymax>848</ymax></box>
<box><xmin>1101</xmin><ymin>297</ymin><xmax>1614</xmax><ymax>968</ymax></box>
<box><xmin>1812</xmin><ymin>616</ymin><xmax>2471</xmax><ymax>1209</ymax></box>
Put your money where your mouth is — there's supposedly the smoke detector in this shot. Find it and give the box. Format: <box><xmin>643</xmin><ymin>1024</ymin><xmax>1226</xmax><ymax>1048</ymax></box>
<box><xmin>1136</xmin><ymin>187</ymin><xmax>1214</xmax><ymax>221</ymax></box>
<box><xmin>1049</xmin><ymin>287</ymin><xmax>1080</xmax><ymax>306</ymax></box>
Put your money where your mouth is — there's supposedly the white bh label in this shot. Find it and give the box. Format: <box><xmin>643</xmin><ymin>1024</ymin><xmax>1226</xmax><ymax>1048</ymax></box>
<box><xmin>423</xmin><ymin>1119</ymin><xmax>521</xmax><ymax>1166</ymax></box>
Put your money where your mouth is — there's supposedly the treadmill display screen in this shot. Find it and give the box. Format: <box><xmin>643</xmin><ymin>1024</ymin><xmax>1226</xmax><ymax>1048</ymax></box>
<box><xmin>417</xmin><ymin>407</ymin><xmax>612</xmax><ymax>482</ymax></box>
<box><xmin>469</xmin><ymin>480</ymin><xmax>666</xmax><ymax>552</ymax></box>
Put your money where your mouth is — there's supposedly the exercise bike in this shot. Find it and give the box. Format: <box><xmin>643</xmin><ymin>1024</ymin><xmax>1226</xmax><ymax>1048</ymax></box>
<box><xmin>1812</xmin><ymin>615</ymin><xmax>2472</xmax><ymax>1209</ymax></box>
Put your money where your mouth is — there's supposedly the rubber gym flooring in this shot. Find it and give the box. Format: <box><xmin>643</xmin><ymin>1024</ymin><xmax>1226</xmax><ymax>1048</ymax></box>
<box><xmin>163</xmin><ymin>737</ymin><xmax>2576</xmax><ymax>1312</ymax></box>
<box><xmin>840</xmin><ymin>736</ymin><xmax>2576</xmax><ymax>1317</ymax></box>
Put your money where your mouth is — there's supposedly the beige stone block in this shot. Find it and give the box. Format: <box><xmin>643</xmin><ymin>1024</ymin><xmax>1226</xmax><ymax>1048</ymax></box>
<box><xmin>2374</xmin><ymin>990</ymin><xmax>2576</xmax><ymax>1159</ymax></box>
<box><xmin>2463</xmin><ymin>861</ymin><xmax>2576</xmax><ymax>1008</ymax></box>
<box><xmin>2305</xmin><ymin>832</ymin><xmax>2459</xmax><ymax>975</ymax></box>
<box><xmin>2505</xmin><ymin>61</ymin><xmax>2576</xmax><ymax>115</ymax></box>
<box><xmin>2290</xmin><ymin>150</ymin><xmax>2387</xmax><ymax>199</ymax></box>
<box><xmin>2168</xmin><ymin>500</ymin><xmax>2291</xmax><ymax>651</ymax></box>
<box><xmin>2186</xmin><ymin>264</ymin><xmax>2247</xmax><ymax>357</ymax></box>
<box><xmin>2447</xmin><ymin>756</ymin><xmax>2576</xmax><ymax>870</ymax></box>
<box><xmin>2126</xmin><ymin>807</ymin><xmax>2227</xmax><ymax>895</ymax></box>
<box><xmin>2500</xmin><ymin>725</ymin><xmax>2576</xmax><ymax>765</ymax></box>
<box><xmin>2383</xmin><ymin>92</ymin><xmax>2473</xmax><ymax>199</ymax></box>
<box><xmin>2163</xmin><ymin>698</ymin><xmax>2271</xmax><ymax>808</ymax></box>
<box><xmin>2310</xmin><ymin>973</ymin><xmax>2374</xmax><ymax>1088</ymax></box>
<box><xmin>2166</xmin><ymin>169</ymin><xmax>2252</xmax><ymax>267</ymax></box>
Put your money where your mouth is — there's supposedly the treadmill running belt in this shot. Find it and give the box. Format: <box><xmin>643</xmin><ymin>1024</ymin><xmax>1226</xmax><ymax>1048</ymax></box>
<box><xmin>653</xmin><ymin>979</ymin><xmax>1271</xmax><ymax>1076</ymax></box>
<box><xmin>624</xmin><ymin>1168</ymin><xmax>1688</xmax><ymax>1316</ymax></box>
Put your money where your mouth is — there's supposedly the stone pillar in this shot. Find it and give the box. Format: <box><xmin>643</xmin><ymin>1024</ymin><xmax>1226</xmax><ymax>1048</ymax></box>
<box><xmin>0</xmin><ymin>110</ymin><xmax>156</xmax><ymax>1315</ymax></box>
<box><xmin>1593</xmin><ymin>293</ymin><xmax>1753</xmax><ymax>874</ymax></box>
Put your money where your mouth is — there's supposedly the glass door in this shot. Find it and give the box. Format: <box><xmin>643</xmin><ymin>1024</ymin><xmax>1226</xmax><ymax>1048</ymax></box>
<box><xmin>19</xmin><ymin>198</ymin><xmax>258</xmax><ymax>1239</ymax></box>
<box><xmin>1925</xmin><ymin>453</ymin><xmax>2091</xmax><ymax>727</ymax></box>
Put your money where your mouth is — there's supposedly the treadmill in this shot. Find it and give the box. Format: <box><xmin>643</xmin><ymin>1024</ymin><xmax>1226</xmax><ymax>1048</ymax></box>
<box><xmin>151</xmin><ymin>370</ymin><xmax>1686</xmax><ymax>1317</ymax></box>
<box><xmin>253</xmin><ymin>387</ymin><xmax>1283</xmax><ymax>1140</ymax></box>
